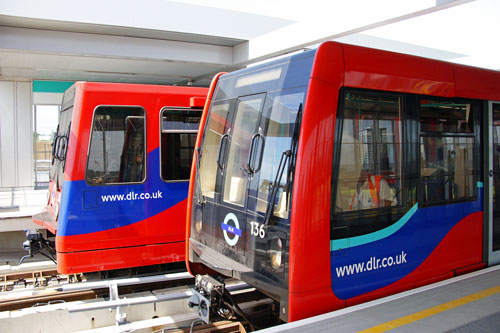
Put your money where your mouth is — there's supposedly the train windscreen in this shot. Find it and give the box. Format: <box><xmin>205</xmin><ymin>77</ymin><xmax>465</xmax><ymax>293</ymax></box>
<box><xmin>190</xmin><ymin>50</ymin><xmax>315</xmax><ymax>285</ymax></box>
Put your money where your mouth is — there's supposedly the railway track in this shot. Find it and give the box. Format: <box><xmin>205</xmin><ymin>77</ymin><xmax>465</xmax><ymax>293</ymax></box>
<box><xmin>0</xmin><ymin>270</ymin><xmax>194</xmax><ymax>311</ymax></box>
<box><xmin>0</xmin><ymin>268</ymin><xmax>80</xmax><ymax>292</ymax></box>
<box><xmin>0</xmin><ymin>289</ymin><xmax>100</xmax><ymax>312</ymax></box>
<box><xmin>0</xmin><ymin>261</ymin><xmax>188</xmax><ymax>292</ymax></box>
<box><xmin>0</xmin><ymin>260</ymin><xmax>62</xmax><ymax>291</ymax></box>
<box><xmin>0</xmin><ymin>269</ymin><xmax>279</xmax><ymax>332</ymax></box>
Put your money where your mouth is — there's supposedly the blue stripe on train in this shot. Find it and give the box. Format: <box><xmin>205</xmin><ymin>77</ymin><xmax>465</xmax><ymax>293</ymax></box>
<box><xmin>331</xmin><ymin>185</ymin><xmax>483</xmax><ymax>300</ymax></box>
<box><xmin>57</xmin><ymin>148</ymin><xmax>188</xmax><ymax>236</ymax></box>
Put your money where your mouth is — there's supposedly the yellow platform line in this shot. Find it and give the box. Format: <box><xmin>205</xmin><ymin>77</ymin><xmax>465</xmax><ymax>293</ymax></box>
<box><xmin>359</xmin><ymin>285</ymin><xmax>500</xmax><ymax>333</ymax></box>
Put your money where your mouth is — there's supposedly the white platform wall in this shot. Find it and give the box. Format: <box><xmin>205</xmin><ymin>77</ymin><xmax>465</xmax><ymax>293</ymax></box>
<box><xmin>0</xmin><ymin>81</ymin><xmax>33</xmax><ymax>189</ymax></box>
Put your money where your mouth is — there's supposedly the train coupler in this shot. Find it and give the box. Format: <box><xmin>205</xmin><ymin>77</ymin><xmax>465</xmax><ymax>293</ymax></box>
<box><xmin>20</xmin><ymin>230</ymin><xmax>57</xmax><ymax>265</ymax></box>
<box><xmin>188</xmin><ymin>274</ymin><xmax>228</xmax><ymax>324</ymax></box>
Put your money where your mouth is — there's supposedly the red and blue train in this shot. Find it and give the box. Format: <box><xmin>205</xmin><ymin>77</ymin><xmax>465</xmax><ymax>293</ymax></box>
<box><xmin>187</xmin><ymin>41</ymin><xmax>500</xmax><ymax>323</ymax></box>
<box><xmin>26</xmin><ymin>82</ymin><xmax>208</xmax><ymax>275</ymax></box>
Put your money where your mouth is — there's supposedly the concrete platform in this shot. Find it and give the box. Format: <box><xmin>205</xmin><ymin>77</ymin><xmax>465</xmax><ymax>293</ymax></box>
<box><xmin>0</xmin><ymin>250</ymin><xmax>54</xmax><ymax>267</ymax></box>
<box><xmin>261</xmin><ymin>265</ymin><xmax>500</xmax><ymax>332</ymax></box>
<box><xmin>0</xmin><ymin>187</ymin><xmax>48</xmax><ymax>266</ymax></box>
<box><xmin>0</xmin><ymin>258</ymin><xmax>56</xmax><ymax>275</ymax></box>
<box><xmin>0</xmin><ymin>187</ymin><xmax>47</xmax><ymax>223</ymax></box>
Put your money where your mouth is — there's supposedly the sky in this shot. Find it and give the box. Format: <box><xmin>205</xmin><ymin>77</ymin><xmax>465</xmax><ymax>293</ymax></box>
<box><xmin>360</xmin><ymin>0</ymin><xmax>500</xmax><ymax>69</ymax></box>
<box><xmin>34</xmin><ymin>105</ymin><xmax>59</xmax><ymax>140</ymax></box>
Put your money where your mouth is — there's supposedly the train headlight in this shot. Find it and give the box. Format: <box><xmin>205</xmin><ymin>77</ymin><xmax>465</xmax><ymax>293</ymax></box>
<box><xmin>270</xmin><ymin>250</ymin><xmax>282</xmax><ymax>269</ymax></box>
<box><xmin>195</xmin><ymin>206</ymin><xmax>203</xmax><ymax>233</ymax></box>
<box><xmin>269</xmin><ymin>237</ymin><xmax>283</xmax><ymax>269</ymax></box>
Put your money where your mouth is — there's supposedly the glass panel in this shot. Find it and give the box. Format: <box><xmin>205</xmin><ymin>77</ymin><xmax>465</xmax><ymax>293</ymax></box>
<box><xmin>493</xmin><ymin>104</ymin><xmax>500</xmax><ymax>251</ymax></box>
<box><xmin>161</xmin><ymin>133</ymin><xmax>197</xmax><ymax>181</ymax></box>
<box><xmin>420</xmin><ymin>136</ymin><xmax>474</xmax><ymax>202</ymax></box>
<box><xmin>255</xmin><ymin>92</ymin><xmax>304</xmax><ymax>219</ymax></box>
<box><xmin>199</xmin><ymin>102</ymin><xmax>231</xmax><ymax>199</ymax></box>
<box><xmin>49</xmin><ymin>104</ymin><xmax>73</xmax><ymax>189</ymax></box>
<box><xmin>162</xmin><ymin>109</ymin><xmax>201</xmax><ymax>131</ymax></box>
<box><xmin>420</xmin><ymin>100</ymin><xmax>473</xmax><ymax>133</ymax></box>
<box><xmin>86</xmin><ymin>107</ymin><xmax>145</xmax><ymax>185</ymax></box>
<box><xmin>35</xmin><ymin>105</ymin><xmax>60</xmax><ymax>189</ymax></box>
<box><xmin>335</xmin><ymin>93</ymin><xmax>401</xmax><ymax>212</ymax></box>
<box><xmin>161</xmin><ymin>109</ymin><xmax>201</xmax><ymax>181</ymax></box>
<box><xmin>223</xmin><ymin>97</ymin><xmax>263</xmax><ymax>206</ymax></box>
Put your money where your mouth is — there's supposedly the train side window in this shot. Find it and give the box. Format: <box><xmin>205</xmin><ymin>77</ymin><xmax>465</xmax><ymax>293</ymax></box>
<box><xmin>335</xmin><ymin>92</ymin><xmax>402</xmax><ymax>213</ymax></box>
<box><xmin>160</xmin><ymin>108</ymin><xmax>201</xmax><ymax>182</ymax></box>
<box><xmin>86</xmin><ymin>106</ymin><xmax>145</xmax><ymax>185</ymax></box>
<box><xmin>419</xmin><ymin>100</ymin><xmax>476</xmax><ymax>204</ymax></box>
<box><xmin>420</xmin><ymin>99</ymin><xmax>473</xmax><ymax>133</ymax></box>
<box><xmin>331</xmin><ymin>91</ymin><xmax>405</xmax><ymax>239</ymax></box>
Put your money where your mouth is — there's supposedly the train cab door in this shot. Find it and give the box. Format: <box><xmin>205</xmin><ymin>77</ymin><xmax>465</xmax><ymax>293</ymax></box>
<box><xmin>488</xmin><ymin>102</ymin><xmax>500</xmax><ymax>265</ymax></box>
<box><xmin>210</xmin><ymin>94</ymin><xmax>266</xmax><ymax>258</ymax></box>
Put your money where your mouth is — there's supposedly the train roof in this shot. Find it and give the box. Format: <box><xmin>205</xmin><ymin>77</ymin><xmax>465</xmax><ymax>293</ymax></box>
<box><xmin>331</xmin><ymin>41</ymin><xmax>500</xmax><ymax>100</ymax></box>
<box><xmin>70</xmin><ymin>81</ymin><xmax>207</xmax><ymax>94</ymax></box>
<box><xmin>61</xmin><ymin>81</ymin><xmax>208</xmax><ymax>111</ymax></box>
<box><xmin>218</xmin><ymin>41</ymin><xmax>500</xmax><ymax>101</ymax></box>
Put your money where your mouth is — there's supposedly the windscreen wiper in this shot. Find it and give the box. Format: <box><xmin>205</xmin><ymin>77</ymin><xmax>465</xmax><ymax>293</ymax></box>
<box><xmin>51</xmin><ymin>124</ymin><xmax>60</xmax><ymax>165</ymax></box>
<box><xmin>194</xmin><ymin>147</ymin><xmax>205</xmax><ymax>205</ymax></box>
<box><xmin>286</xmin><ymin>103</ymin><xmax>303</xmax><ymax>209</ymax></box>
<box><xmin>263</xmin><ymin>149</ymin><xmax>291</xmax><ymax>226</ymax></box>
<box><xmin>62</xmin><ymin>122</ymin><xmax>71</xmax><ymax>172</ymax></box>
<box><xmin>263</xmin><ymin>103</ymin><xmax>302</xmax><ymax>226</ymax></box>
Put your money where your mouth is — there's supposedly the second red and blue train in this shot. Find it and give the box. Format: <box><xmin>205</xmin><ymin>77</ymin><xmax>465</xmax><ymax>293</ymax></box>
<box><xmin>26</xmin><ymin>82</ymin><xmax>208</xmax><ymax>275</ymax></box>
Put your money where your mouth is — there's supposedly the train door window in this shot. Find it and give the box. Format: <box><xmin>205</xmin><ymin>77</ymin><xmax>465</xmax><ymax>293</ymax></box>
<box><xmin>332</xmin><ymin>91</ymin><xmax>403</xmax><ymax>238</ymax></box>
<box><xmin>160</xmin><ymin>108</ymin><xmax>201</xmax><ymax>181</ymax></box>
<box><xmin>419</xmin><ymin>99</ymin><xmax>477</xmax><ymax>204</ymax></box>
<box><xmin>222</xmin><ymin>96</ymin><xmax>264</xmax><ymax>207</ymax></box>
<box><xmin>86</xmin><ymin>106</ymin><xmax>145</xmax><ymax>185</ymax></box>
<box><xmin>199</xmin><ymin>101</ymin><xmax>232</xmax><ymax>199</ymax></box>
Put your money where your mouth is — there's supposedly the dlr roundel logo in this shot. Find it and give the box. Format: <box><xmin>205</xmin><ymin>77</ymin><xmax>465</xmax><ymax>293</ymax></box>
<box><xmin>221</xmin><ymin>213</ymin><xmax>242</xmax><ymax>246</ymax></box>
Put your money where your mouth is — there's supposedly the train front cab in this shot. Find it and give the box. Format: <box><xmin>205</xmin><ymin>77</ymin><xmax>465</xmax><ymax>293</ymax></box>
<box><xmin>187</xmin><ymin>42</ymin><xmax>500</xmax><ymax>323</ymax></box>
<box><xmin>31</xmin><ymin>82</ymin><xmax>208</xmax><ymax>274</ymax></box>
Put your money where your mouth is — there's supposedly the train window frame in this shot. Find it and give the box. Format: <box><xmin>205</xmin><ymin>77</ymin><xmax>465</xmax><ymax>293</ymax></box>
<box><xmin>50</xmin><ymin>103</ymin><xmax>74</xmax><ymax>190</ymax></box>
<box><xmin>417</xmin><ymin>97</ymin><xmax>479</xmax><ymax>206</ymax></box>
<box><xmin>85</xmin><ymin>105</ymin><xmax>147</xmax><ymax>186</ymax></box>
<box><xmin>197</xmin><ymin>99</ymin><xmax>236</xmax><ymax>200</ymax></box>
<box><xmin>331</xmin><ymin>88</ymin><xmax>409</xmax><ymax>240</ymax></box>
<box><xmin>159</xmin><ymin>107</ymin><xmax>202</xmax><ymax>183</ymax></box>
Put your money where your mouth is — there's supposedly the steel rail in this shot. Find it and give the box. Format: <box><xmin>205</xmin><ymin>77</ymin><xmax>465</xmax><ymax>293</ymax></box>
<box><xmin>57</xmin><ymin>271</ymin><xmax>192</xmax><ymax>292</ymax></box>
<box><xmin>68</xmin><ymin>282</ymin><xmax>250</xmax><ymax>313</ymax></box>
